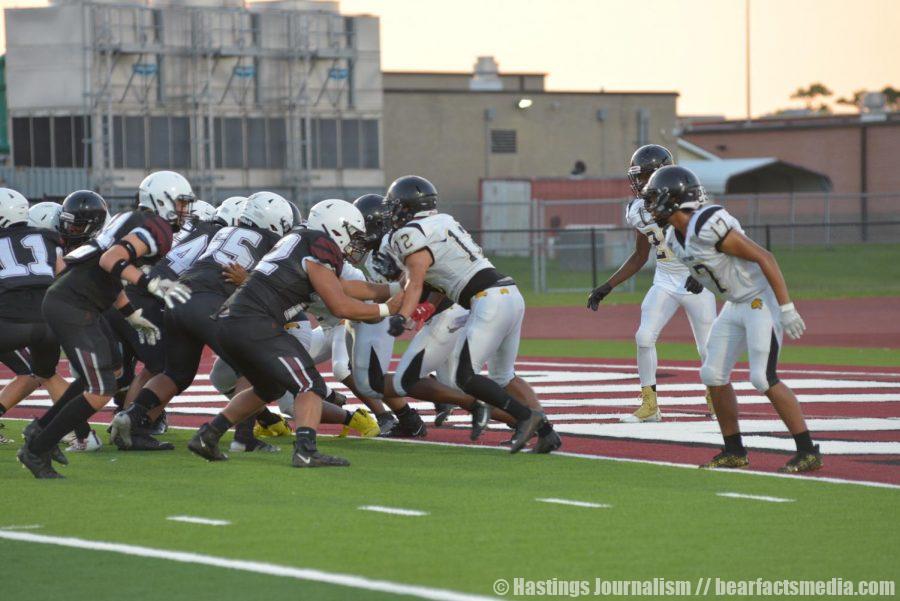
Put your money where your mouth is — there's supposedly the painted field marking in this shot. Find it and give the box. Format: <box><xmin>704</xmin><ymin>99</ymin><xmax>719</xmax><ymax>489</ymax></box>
<box><xmin>0</xmin><ymin>524</ymin><xmax>42</xmax><ymax>530</ymax></box>
<box><xmin>536</xmin><ymin>498</ymin><xmax>610</xmax><ymax>509</ymax></box>
<box><xmin>166</xmin><ymin>516</ymin><xmax>231</xmax><ymax>526</ymax></box>
<box><xmin>0</xmin><ymin>530</ymin><xmax>493</xmax><ymax>601</ymax></box>
<box><xmin>358</xmin><ymin>505</ymin><xmax>429</xmax><ymax>517</ymax></box>
<box><xmin>716</xmin><ymin>492</ymin><xmax>795</xmax><ymax>503</ymax></box>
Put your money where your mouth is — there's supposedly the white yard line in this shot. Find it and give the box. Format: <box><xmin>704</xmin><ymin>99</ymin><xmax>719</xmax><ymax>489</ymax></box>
<box><xmin>166</xmin><ymin>516</ymin><xmax>231</xmax><ymax>526</ymax></box>
<box><xmin>0</xmin><ymin>524</ymin><xmax>42</xmax><ymax>530</ymax></box>
<box><xmin>358</xmin><ymin>505</ymin><xmax>429</xmax><ymax>517</ymax></box>
<box><xmin>716</xmin><ymin>492</ymin><xmax>795</xmax><ymax>503</ymax></box>
<box><xmin>535</xmin><ymin>498</ymin><xmax>610</xmax><ymax>509</ymax></box>
<box><xmin>0</xmin><ymin>530</ymin><xmax>493</xmax><ymax>601</ymax></box>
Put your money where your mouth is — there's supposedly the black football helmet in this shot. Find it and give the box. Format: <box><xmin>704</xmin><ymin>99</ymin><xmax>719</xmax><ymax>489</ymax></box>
<box><xmin>627</xmin><ymin>144</ymin><xmax>674</xmax><ymax>197</ymax></box>
<box><xmin>385</xmin><ymin>175</ymin><xmax>437</xmax><ymax>229</ymax></box>
<box><xmin>641</xmin><ymin>165</ymin><xmax>706</xmax><ymax>226</ymax></box>
<box><xmin>353</xmin><ymin>193</ymin><xmax>390</xmax><ymax>251</ymax></box>
<box><xmin>60</xmin><ymin>190</ymin><xmax>108</xmax><ymax>248</ymax></box>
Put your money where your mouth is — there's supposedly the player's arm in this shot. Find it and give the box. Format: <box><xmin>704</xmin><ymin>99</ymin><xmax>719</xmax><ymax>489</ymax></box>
<box><xmin>307</xmin><ymin>261</ymin><xmax>399</xmax><ymax>321</ymax></box>
<box><xmin>399</xmin><ymin>249</ymin><xmax>432</xmax><ymax>319</ymax></box>
<box><xmin>341</xmin><ymin>279</ymin><xmax>400</xmax><ymax>303</ymax></box>
<box><xmin>98</xmin><ymin>233</ymin><xmax>151</xmax><ymax>286</ymax></box>
<box><xmin>587</xmin><ymin>231</ymin><xmax>649</xmax><ymax>310</ymax></box>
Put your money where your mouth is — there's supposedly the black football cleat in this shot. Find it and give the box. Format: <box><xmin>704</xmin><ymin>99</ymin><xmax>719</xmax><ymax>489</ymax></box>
<box><xmin>107</xmin><ymin>409</ymin><xmax>135</xmax><ymax>450</ymax></box>
<box><xmin>779</xmin><ymin>445</ymin><xmax>823</xmax><ymax>473</ymax></box>
<box><xmin>17</xmin><ymin>445</ymin><xmax>64</xmax><ymax>479</ymax></box>
<box><xmin>530</xmin><ymin>428</ymin><xmax>562</xmax><ymax>454</ymax></box>
<box><xmin>291</xmin><ymin>443</ymin><xmax>350</xmax><ymax>468</ymax></box>
<box><xmin>433</xmin><ymin>403</ymin><xmax>456</xmax><ymax>428</ymax></box>
<box><xmin>470</xmin><ymin>401</ymin><xmax>491</xmax><ymax>441</ymax></box>
<box><xmin>699</xmin><ymin>449</ymin><xmax>750</xmax><ymax>469</ymax></box>
<box><xmin>122</xmin><ymin>432</ymin><xmax>175</xmax><ymax>451</ymax></box>
<box><xmin>148</xmin><ymin>412</ymin><xmax>168</xmax><ymax>436</ymax></box>
<box><xmin>22</xmin><ymin>419</ymin><xmax>68</xmax><ymax>465</ymax></box>
<box><xmin>187</xmin><ymin>424</ymin><xmax>228</xmax><ymax>461</ymax></box>
<box><xmin>509</xmin><ymin>411</ymin><xmax>544</xmax><ymax>454</ymax></box>
<box><xmin>376</xmin><ymin>412</ymin><xmax>399</xmax><ymax>436</ymax></box>
<box><xmin>380</xmin><ymin>408</ymin><xmax>427</xmax><ymax>438</ymax></box>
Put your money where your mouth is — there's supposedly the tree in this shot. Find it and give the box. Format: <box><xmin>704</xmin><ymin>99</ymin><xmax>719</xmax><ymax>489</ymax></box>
<box><xmin>790</xmin><ymin>82</ymin><xmax>833</xmax><ymax>113</ymax></box>
<box><xmin>882</xmin><ymin>86</ymin><xmax>900</xmax><ymax>111</ymax></box>
<box><xmin>836</xmin><ymin>89</ymin><xmax>866</xmax><ymax>108</ymax></box>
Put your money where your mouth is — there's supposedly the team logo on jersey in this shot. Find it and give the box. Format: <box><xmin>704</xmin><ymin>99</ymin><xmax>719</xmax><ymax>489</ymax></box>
<box><xmin>751</xmin><ymin>298</ymin><xmax>763</xmax><ymax>310</ymax></box>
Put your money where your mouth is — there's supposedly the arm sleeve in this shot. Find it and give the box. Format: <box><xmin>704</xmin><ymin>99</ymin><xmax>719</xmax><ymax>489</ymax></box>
<box><xmin>390</xmin><ymin>225</ymin><xmax>429</xmax><ymax>260</ymax></box>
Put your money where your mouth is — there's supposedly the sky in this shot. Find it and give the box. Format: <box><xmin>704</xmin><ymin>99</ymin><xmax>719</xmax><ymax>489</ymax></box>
<box><xmin>2</xmin><ymin>0</ymin><xmax>897</xmax><ymax>118</ymax></box>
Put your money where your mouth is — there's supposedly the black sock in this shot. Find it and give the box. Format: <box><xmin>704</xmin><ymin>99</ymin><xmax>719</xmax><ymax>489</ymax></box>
<box><xmin>375</xmin><ymin>411</ymin><xmax>392</xmax><ymax>420</ymax></box>
<box><xmin>395</xmin><ymin>404</ymin><xmax>411</xmax><ymax>417</ymax></box>
<box><xmin>342</xmin><ymin>410</ymin><xmax>353</xmax><ymax>426</ymax></box>
<box><xmin>295</xmin><ymin>427</ymin><xmax>317</xmax><ymax>452</ymax></box>
<box><xmin>234</xmin><ymin>416</ymin><xmax>256</xmax><ymax>445</ymax></box>
<box><xmin>650</xmin><ymin>385</ymin><xmax>657</xmax><ymax>392</ymax></box>
<box><xmin>132</xmin><ymin>388</ymin><xmax>162</xmax><ymax>415</ymax></box>
<box><xmin>792</xmin><ymin>430</ymin><xmax>815</xmax><ymax>453</ymax></box>
<box><xmin>209</xmin><ymin>413</ymin><xmax>234</xmax><ymax>435</ymax></box>
<box><xmin>256</xmin><ymin>407</ymin><xmax>281</xmax><ymax>427</ymax></box>
<box><xmin>537</xmin><ymin>420</ymin><xmax>554</xmax><ymax>437</ymax></box>
<box><xmin>37</xmin><ymin>378</ymin><xmax>85</xmax><ymax>427</ymax></box>
<box><xmin>460</xmin><ymin>374</ymin><xmax>531</xmax><ymax>421</ymax></box>
<box><xmin>325</xmin><ymin>390</ymin><xmax>337</xmax><ymax>404</ymax></box>
<box><xmin>74</xmin><ymin>420</ymin><xmax>91</xmax><ymax>439</ymax></box>
<box><xmin>723</xmin><ymin>433</ymin><xmax>746</xmax><ymax>455</ymax></box>
<box><xmin>31</xmin><ymin>395</ymin><xmax>95</xmax><ymax>454</ymax></box>
<box><xmin>0</xmin><ymin>405</ymin><xmax>6</xmax><ymax>418</ymax></box>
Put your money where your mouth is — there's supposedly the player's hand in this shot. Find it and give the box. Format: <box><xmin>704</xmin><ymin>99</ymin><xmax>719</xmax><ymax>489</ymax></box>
<box><xmin>684</xmin><ymin>275</ymin><xmax>704</xmax><ymax>295</ymax></box>
<box><xmin>387</xmin><ymin>314</ymin><xmax>410</xmax><ymax>337</ymax></box>
<box><xmin>148</xmin><ymin>277</ymin><xmax>192</xmax><ymax>309</ymax></box>
<box><xmin>372</xmin><ymin>251</ymin><xmax>402</xmax><ymax>281</ymax></box>
<box><xmin>411</xmin><ymin>301</ymin><xmax>436</xmax><ymax>327</ymax></box>
<box><xmin>386</xmin><ymin>293</ymin><xmax>404</xmax><ymax>315</ymax></box>
<box><xmin>222</xmin><ymin>263</ymin><xmax>249</xmax><ymax>286</ymax></box>
<box><xmin>586</xmin><ymin>283</ymin><xmax>613</xmax><ymax>311</ymax></box>
<box><xmin>780</xmin><ymin>303</ymin><xmax>806</xmax><ymax>340</ymax></box>
<box><xmin>126</xmin><ymin>309</ymin><xmax>161</xmax><ymax>346</ymax></box>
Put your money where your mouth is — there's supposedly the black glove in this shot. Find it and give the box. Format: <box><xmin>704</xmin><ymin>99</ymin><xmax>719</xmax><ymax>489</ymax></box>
<box><xmin>684</xmin><ymin>275</ymin><xmax>704</xmax><ymax>295</ymax></box>
<box><xmin>387</xmin><ymin>314</ymin><xmax>407</xmax><ymax>337</ymax></box>
<box><xmin>586</xmin><ymin>283</ymin><xmax>613</xmax><ymax>311</ymax></box>
<box><xmin>371</xmin><ymin>251</ymin><xmax>402</xmax><ymax>281</ymax></box>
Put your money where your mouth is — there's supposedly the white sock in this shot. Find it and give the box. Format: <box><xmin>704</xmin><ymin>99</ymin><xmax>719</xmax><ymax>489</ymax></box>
<box><xmin>637</xmin><ymin>344</ymin><xmax>657</xmax><ymax>388</ymax></box>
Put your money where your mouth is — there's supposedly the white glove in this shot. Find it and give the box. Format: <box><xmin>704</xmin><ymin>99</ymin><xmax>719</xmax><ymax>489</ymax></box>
<box><xmin>780</xmin><ymin>302</ymin><xmax>806</xmax><ymax>340</ymax></box>
<box><xmin>126</xmin><ymin>309</ymin><xmax>161</xmax><ymax>346</ymax></box>
<box><xmin>148</xmin><ymin>276</ymin><xmax>192</xmax><ymax>309</ymax></box>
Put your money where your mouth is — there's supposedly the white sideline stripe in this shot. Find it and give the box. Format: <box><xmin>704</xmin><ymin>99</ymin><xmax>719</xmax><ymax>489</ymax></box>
<box><xmin>167</xmin><ymin>516</ymin><xmax>231</xmax><ymax>526</ymax></box>
<box><xmin>717</xmin><ymin>492</ymin><xmax>795</xmax><ymax>503</ymax></box>
<box><xmin>358</xmin><ymin>505</ymin><xmax>429</xmax><ymax>517</ymax></box>
<box><xmin>0</xmin><ymin>524</ymin><xmax>42</xmax><ymax>530</ymax></box>
<box><xmin>536</xmin><ymin>498</ymin><xmax>610</xmax><ymax>509</ymax></box>
<box><xmin>0</xmin><ymin>530</ymin><xmax>493</xmax><ymax>601</ymax></box>
<box><xmin>512</xmin><ymin>361</ymin><xmax>900</xmax><ymax>378</ymax></box>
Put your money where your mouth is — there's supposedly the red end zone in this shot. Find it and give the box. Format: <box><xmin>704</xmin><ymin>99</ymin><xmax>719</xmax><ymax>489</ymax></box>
<box><xmin>4</xmin><ymin>356</ymin><xmax>899</xmax><ymax>487</ymax></box>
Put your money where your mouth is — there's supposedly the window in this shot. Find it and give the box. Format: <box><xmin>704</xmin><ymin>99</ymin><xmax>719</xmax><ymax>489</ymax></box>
<box><xmin>222</xmin><ymin>118</ymin><xmax>244</xmax><ymax>169</ymax></box>
<box><xmin>341</xmin><ymin>118</ymin><xmax>361</xmax><ymax>169</ymax></box>
<box><xmin>247</xmin><ymin>118</ymin><xmax>267</xmax><ymax>168</ymax></box>
<box><xmin>361</xmin><ymin>119</ymin><xmax>379</xmax><ymax>168</ymax></box>
<box><xmin>171</xmin><ymin>117</ymin><xmax>190</xmax><ymax>168</ymax></box>
<box><xmin>636</xmin><ymin>108</ymin><xmax>649</xmax><ymax>147</ymax></box>
<box><xmin>12</xmin><ymin>118</ymin><xmax>31</xmax><ymax>166</ymax></box>
<box><xmin>125</xmin><ymin>116</ymin><xmax>146</xmax><ymax>169</ymax></box>
<box><xmin>32</xmin><ymin>117</ymin><xmax>51</xmax><ymax>167</ymax></box>
<box><xmin>314</xmin><ymin>118</ymin><xmax>338</xmax><ymax>169</ymax></box>
<box><xmin>73</xmin><ymin>116</ymin><xmax>89</xmax><ymax>168</ymax></box>
<box><xmin>490</xmin><ymin>129</ymin><xmax>517</xmax><ymax>154</ymax></box>
<box><xmin>149</xmin><ymin>116</ymin><xmax>170</xmax><ymax>168</ymax></box>
<box><xmin>53</xmin><ymin>117</ymin><xmax>73</xmax><ymax>168</ymax></box>
<box><xmin>267</xmin><ymin>118</ymin><xmax>286</xmax><ymax>169</ymax></box>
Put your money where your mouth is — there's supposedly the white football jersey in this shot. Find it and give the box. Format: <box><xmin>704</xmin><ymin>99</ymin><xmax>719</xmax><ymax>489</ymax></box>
<box><xmin>625</xmin><ymin>198</ymin><xmax>690</xmax><ymax>293</ymax></box>
<box><xmin>307</xmin><ymin>261</ymin><xmax>367</xmax><ymax>328</ymax></box>
<box><xmin>390</xmin><ymin>213</ymin><xmax>493</xmax><ymax>304</ymax></box>
<box><xmin>667</xmin><ymin>205</ymin><xmax>770</xmax><ymax>304</ymax></box>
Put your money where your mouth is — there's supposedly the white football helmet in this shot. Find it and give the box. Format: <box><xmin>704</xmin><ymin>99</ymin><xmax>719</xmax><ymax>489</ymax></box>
<box><xmin>215</xmin><ymin>196</ymin><xmax>247</xmax><ymax>227</ymax></box>
<box><xmin>239</xmin><ymin>191</ymin><xmax>293</xmax><ymax>237</ymax></box>
<box><xmin>0</xmin><ymin>188</ymin><xmax>30</xmax><ymax>228</ymax></box>
<box><xmin>28</xmin><ymin>201</ymin><xmax>63</xmax><ymax>231</ymax></box>
<box><xmin>137</xmin><ymin>171</ymin><xmax>195</xmax><ymax>227</ymax></box>
<box><xmin>190</xmin><ymin>199</ymin><xmax>216</xmax><ymax>222</ymax></box>
<box><xmin>306</xmin><ymin>199</ymin><xmax>367</xmax><ymax>263</ymax></box>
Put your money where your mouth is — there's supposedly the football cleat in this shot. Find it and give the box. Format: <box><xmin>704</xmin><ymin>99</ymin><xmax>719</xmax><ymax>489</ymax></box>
<box><xmin>381</xmin><ymin>408</ymin><xmax>427</xmax><ymax>438</ymax></box>
<box><xmin>433</xmin><ymin>403</ymin><xmax>455</xmax><ymax>428</ymax></box>
<box><xmin>108</xmin><ymin>410</ymin><xmax>134</xmax><ymax>449</ymax></box>
<box><xmin>699</xmin><ymin>449</ymin><xmax>750</xmax><ymax>469</ymax></box>
<box><xmin>705</xmin><ymin>388</ymin><xmax>716</xmax><ymax>419</ymax></box>
<box><xmin>291</xmin><ymin>443</ymin><xmax>350</xmax><ymax>468</ymax></box>
<box><xmin>66</xmin><ymin>430</ymin><xmax>103</xmax><ymax>452</ymax></box>
<box><xmin>328</xmin><ymin>390</ymin><xmax>348</xmax><ymax>407</ymax></box>
<box><xmin>779</xmin><ymin>445</ymin><xmax>823</xmax><ymax>473</ymax></box>
<box><xmin>61</xmin><ymin>431</ymin><xmax>78</xmax><ymax>444</ymax></box>
<box><xmin>530</xmin><ymin>428</ymin><xmax>562</xmax><ymax>454</ymax></box>
<box><xmin>0</xmin><ymin>431</ymin><xmax>12</xmax><ymax>445</ymax></box>
<box><xmin>22</xmin><ymin>419</ymin><xmax>68</xmax><ymax>465</ymax></box>
<box><xmin>339</xmin><ymin>408</ymin><xmax>379</xmax><ymax>438</ymax></box>
<box><xmin>17</xmin><ymin>445</ymin><xmax>64</xmax><ymax>479</ymax></box>
<box><xmin>470</xmin><ymin>401</ymin><xmax>491</xmax><ymax>441</ymax></box>
<box><xmin>620</xmin><ymin>386</ymin><xmax>661</xmax><ymax>423</ymax></box>
<box><xmin>230</xmin><ymin>439</ymin><xmax>280</xmax><ymax>453</ymax></box>
<box><xmin>187</xmin><ymin>424</ymin><xmax>228</xmax><ymax>461</ymax></box>
<box><xmin>509</xmin><ymin>411</ymin><xmax>545</xmax><ymax>454</ymax></box>
<box><xmin>376</xmin><ymin>412</ymin><xmax>399</xmax><ymax>436</ymax></box>
<box><xmin>149</xmin><ymin>412</ymin><xmax>168</xmax><ymax>435</ymax></box>
<box><xmin>253</xmin><ymin>416</ymin><xmax>293</xmax><ymax>438</ymax></box>
<box><xmin>122</xmin><ymin>432</ymin><xmax>175</xmax><ymax>451</ymax></box>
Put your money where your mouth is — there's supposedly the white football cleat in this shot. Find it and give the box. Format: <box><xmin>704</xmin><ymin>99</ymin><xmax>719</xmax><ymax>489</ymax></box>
<box><xmin>619</xmin><ymin>386</ymin><xmax>662</xmax><ymax>423</ymax></box>
<box><xmin>66</xmin><ymin>430</ymin><xmax>103</xmax><ymax>452</ymax></box>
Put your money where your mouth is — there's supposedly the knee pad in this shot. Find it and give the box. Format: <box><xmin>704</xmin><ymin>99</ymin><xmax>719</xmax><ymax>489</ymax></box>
<box><xmin>634</xmin><ymin>327</ymin><xmax>658</xmax><ymax>349</ymax></box>
<box><xmin>700</xmin><ymin>364</ymin><xmax>729</xmax><ymax>387</ymax></box>
<box><xmin>277</xmin><ymin>391</ymin><xmax>295</xmax><ymax>417</ymax></box>
<box><xmin>209</xmin><ymin>358</ymin><xmax>238</xmax><ymax>396</ymax></box>
<box><xmin>332</xmin><ymin>359</ymin><xmax>351</xmax><ymax>383</ymax></box>
<box><xmin>750</xmin><ymin>367</ymin><xmax>775</xmax><ymax>394</ymax></box>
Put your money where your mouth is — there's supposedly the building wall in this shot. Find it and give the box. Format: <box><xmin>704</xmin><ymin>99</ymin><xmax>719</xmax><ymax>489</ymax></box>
<box><xmin>383</xmin><ymin>90</ymin><xmax>676</xmax><ymax>226</ymax></box>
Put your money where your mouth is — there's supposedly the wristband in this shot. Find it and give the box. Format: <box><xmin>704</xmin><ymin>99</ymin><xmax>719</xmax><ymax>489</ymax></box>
<box><xmin>388</xmin><ymin>282</ymin><xmax>402</xmax><ymax>296</ymax></box>
<box><xmin>136</xmin><ymin>273</ymin><xmax>151</xmax><ymax>292</ymax></box>
<box><xmin>110</xmin><ymin>258</ymin><xmax>129</xmax><ymax>280</ymax></box>
<box><xmin>119</xmin><ymin>302</ymin><xmax>136</xmax><ymax>318</ymax></box>
<box><xmin>378</xmin><ymin>303</ymin><xmax>390</xmax><ymax>318</ymax></box>
<box><xmin>780</xmin><ymin>302</ymin><xmax>795</xmax><ymax>313</ymax></box>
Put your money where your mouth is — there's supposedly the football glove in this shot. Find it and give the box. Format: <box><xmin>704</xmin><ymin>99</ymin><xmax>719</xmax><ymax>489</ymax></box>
<box><xmin>126</xmin><ymin>309</ymin><xmax>161</xmax><ymax>346</ymax></box>
<box><xmin>780</xmin><ymin>302</ymin><xmax>806</xmax><ymax>340</ymax></box>
<box><xmin>387</xmin><ymin>314</ymin><xmax>409</xmax><ymax>337</ymax></box>
<box><xmin>148</xmin><ymin>277</ymin><xmax>192</xmax><ymax>309</ymax></box>
<box><xmin>684</xmin><ymin>275</ymin><xmax>704</xmax><ymax>294</ymax></box>
<box><xmin>586</xmin><ymin>283</ymin><xmax>613</xmax><ymax>311</ymax></box>
<box><xmin>371</xmin><ymin>251</ymin><xmax>403</xmax><ymax>281</ymax></box>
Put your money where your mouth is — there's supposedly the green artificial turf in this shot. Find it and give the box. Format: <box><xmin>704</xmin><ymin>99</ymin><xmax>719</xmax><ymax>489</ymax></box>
<box><xmin>1</xmin><ymin>423</ymin><xmax>897</xmax><ymax>600</ymax></box>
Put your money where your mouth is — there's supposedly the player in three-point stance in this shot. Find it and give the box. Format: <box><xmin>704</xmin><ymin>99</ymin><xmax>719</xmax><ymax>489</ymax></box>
<box><xmin>588</xmin><ymin>144</ymin><xmax>717</xmax><ymax>423</ymax></box>
<box><xmin>643</xmin><ymin>165</ymin><xmax>822</xmax><ymax>473</ymax></box>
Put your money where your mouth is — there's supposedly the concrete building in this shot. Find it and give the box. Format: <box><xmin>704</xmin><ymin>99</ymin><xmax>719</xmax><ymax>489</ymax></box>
<box><xmin>382</xmin><ymin>57</ymin><xmax>678</xmax><ymax>226</ymax></box>
<box><xmin>3</xmin><ymin>0</ymin><xmax>383</xmax><ymax>207</ymax></box>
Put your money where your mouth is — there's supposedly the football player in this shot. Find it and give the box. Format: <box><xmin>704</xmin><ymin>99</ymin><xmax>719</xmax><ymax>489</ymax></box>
<box><xmin>643</xmin><ymin>165</ymin><xmax>821</xmax><ymax>473</ymax></box>
<box><xmin>587</xmin><ymin>145</ymin><xmax>717</xmax><ymax>422</ymax></box>
<box><xmin>108</xmin><ymin>191</ymin><xmax>292</xmax><ymax>450</ymax></box>
<box><xmin>187</xmin><ymin>199</ymin><xmax>400</xmax><ymax>467</ymax></box>
<box><xmin>384</xmin><ymin>176</ymin><xmax>560</xmax><ymax>453</ymax></box>
<box><xmin>18</xmin><ymin>182</ymin><xmax>192</xmax><ymax>479</ymax></box>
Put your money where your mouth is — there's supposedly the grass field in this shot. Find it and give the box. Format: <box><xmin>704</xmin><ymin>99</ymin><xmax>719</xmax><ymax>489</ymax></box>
<box><xmin>492</xmin><ymin>243</ymin><xmax>900</xmax><ymax>306</ymax></box>
<box><xmin>2</xmin><ymin>421</ymin><xmax>898</xmax><ymax>601</ymax></box>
